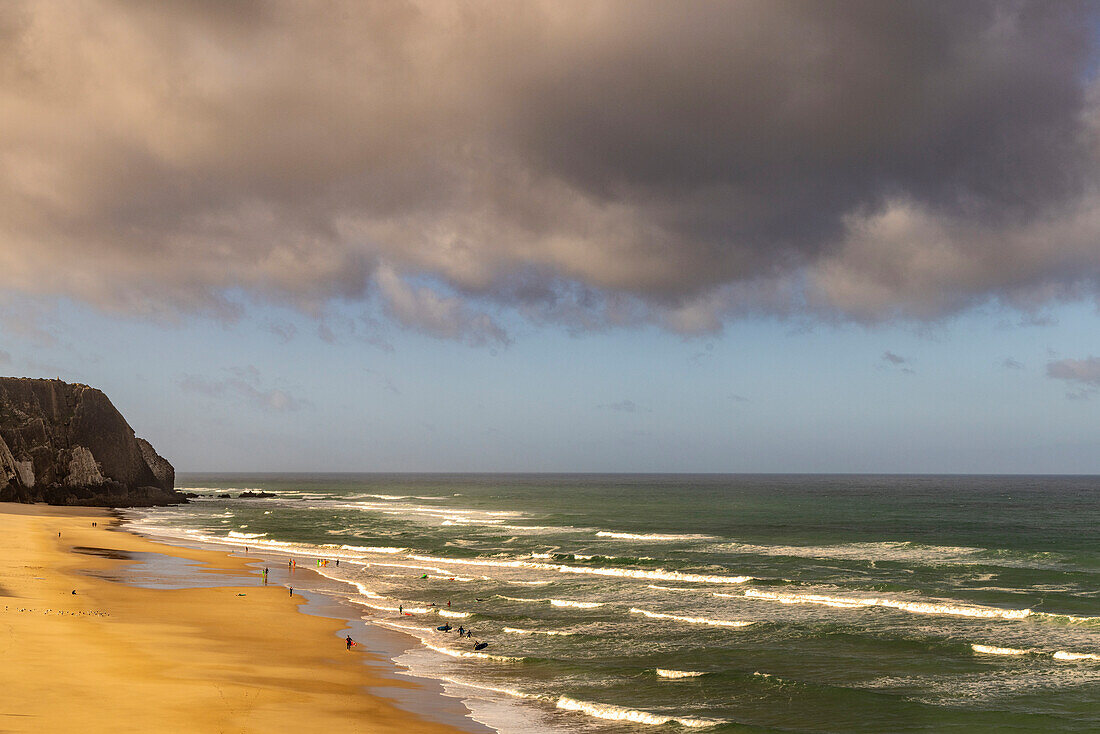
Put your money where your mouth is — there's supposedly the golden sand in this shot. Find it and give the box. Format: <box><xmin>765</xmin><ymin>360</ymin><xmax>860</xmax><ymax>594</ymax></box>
<box><xmin>0</xmin><ymin>502</ymin><xmax>470</xmax><ymax>733</ymax></box>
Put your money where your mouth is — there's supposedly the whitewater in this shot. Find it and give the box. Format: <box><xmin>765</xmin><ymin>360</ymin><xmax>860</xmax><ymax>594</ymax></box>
<box><xmin>123</xmin><ymin>473</ymin><xmax>1100</xmax><ymax>734</ymax></box>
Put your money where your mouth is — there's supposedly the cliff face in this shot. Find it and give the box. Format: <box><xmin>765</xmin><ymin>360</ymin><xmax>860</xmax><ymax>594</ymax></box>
<box><xmin>0</xmin><ymin>378</ymin><xmax>184</xmax><ymax>506</ymax></box>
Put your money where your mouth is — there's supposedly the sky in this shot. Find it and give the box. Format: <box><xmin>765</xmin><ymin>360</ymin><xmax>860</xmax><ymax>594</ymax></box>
<box><xmin>2</xmin><ymin>1</ymin><xmax>1100</xmax><ymax>473</ymax></box>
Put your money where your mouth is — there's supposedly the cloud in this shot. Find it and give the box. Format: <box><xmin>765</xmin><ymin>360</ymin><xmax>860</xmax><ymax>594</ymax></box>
<box><xmin>179</xmin><ymin>368</ymin><xmax>305</xmax><ymax>411</ymax></box>
<box><xmin>881</xmin><ymin>350</ymin><xmax>914</xmax><ymax>374</ymax></box>
<box><xmin>264</xmin><ymin>321</ymin><xmax>297</xmax><ymax>343</ymax></box>
<box><xmin>1047</xmin><ymin>356</ymin><xmax>1100</xmax><ymax>386</ymax></box>
<box><xmin>364</xmin><ymin>368</ymin><xmax>400</xmax><ymax>395</ymax></box>
<box><xmin>598</xmin><ymin>400</ymin><xmax>645</xmax><ymax>413</ymax></box>
<box><xmin>0</xmin><ymin>296</ymin><xmax>59</xmax><ymax>346</ymax></box>
<box><xmin>1</xmin><ymin>1</ymin><xmax>1099</xmax><ymax>334</ymax></box>
<box><xmin>374</xmin><ymin>266</ymin><xmax>510</xmax><ymax>347</ymax></box>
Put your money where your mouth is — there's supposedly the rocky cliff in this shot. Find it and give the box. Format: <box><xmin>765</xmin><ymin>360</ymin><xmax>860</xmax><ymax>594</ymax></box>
<box><xmin>0</xmin><ymin>378</ymin><xmax>184</xmax><ymax>506</ymax></box>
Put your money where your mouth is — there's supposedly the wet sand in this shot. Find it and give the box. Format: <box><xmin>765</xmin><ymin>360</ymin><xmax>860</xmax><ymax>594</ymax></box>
<box><xmin>0</xmin><ymin>502</ymin><xmax>474</xmax><ymax>733</ymax></box>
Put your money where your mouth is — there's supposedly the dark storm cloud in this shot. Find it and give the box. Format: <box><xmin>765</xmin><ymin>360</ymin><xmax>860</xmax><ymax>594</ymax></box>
<box><xmin>2</xmin><ymin>1</ymin><xmax>1099</xmax><ymax>337</ymax></box>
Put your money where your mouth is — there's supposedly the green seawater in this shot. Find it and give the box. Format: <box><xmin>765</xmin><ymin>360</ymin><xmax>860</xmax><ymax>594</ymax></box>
<box><xmin>128</xmin><ymin>474</ymin><xmax>1100</xmax><ymax>733</ymax></box>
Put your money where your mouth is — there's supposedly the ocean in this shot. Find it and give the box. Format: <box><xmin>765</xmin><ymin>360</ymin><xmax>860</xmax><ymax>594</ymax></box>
<box><xmin>124</xmin><ymin>474</ymin><xmax>1100</xmax><ymax>733</ymax></box>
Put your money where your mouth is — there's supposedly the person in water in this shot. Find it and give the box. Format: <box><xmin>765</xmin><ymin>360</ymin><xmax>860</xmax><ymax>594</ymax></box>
<box><xmin>458</xmin><ymin>626</ymin><xmax>465</xmax><ymax>636</ymax></box>
<box><xmin>345</xmin><ymin>635</ymin><xmax>354</xmax><ymax>650</ymax></box>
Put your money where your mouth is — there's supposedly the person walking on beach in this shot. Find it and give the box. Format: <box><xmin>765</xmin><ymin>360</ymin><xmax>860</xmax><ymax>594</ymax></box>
<box><xmin>346</xmin><ymin>635</ymin><xmax>355</xmax><ymax>650</ymax></box>
<box><xmin>289</xmin><ymin>587</ymin><xmax>293</xmax><ymax>597</ymax></box>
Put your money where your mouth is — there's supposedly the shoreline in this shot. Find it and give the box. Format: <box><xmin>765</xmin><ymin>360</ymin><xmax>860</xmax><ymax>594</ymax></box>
<box><xmin>0</xmin><ymin>502</ymin><xmax>490</xmax><ymax>733</ymax></box>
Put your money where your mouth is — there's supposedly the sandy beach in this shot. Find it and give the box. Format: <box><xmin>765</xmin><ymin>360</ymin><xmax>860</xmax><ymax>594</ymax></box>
<box><xmin>0</xmin><ymin>502</ymin><xmax>471</xmax><ymax>734</ymax></box>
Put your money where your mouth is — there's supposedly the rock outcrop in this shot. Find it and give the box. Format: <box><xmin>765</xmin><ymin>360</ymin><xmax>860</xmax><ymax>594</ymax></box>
<box><xmin>0</xmin><ymin>378</ymin><xmax>184</xmax><ymax>507</ymax></box>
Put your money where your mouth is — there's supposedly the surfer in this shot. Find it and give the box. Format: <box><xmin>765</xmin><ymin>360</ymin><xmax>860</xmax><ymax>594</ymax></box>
<box><xmin>399</xmin><ymin>605</ymin><xmax>403</xmax><ymax>614</ymax></box>
<box><xmin>458</xmin><ymin>626</ymin><xmax>465</xmax><ymax>636</ymax></box>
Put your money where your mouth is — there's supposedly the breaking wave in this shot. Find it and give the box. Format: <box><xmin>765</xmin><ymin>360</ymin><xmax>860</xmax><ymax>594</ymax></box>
<box><xmin>502</xmin><ymin>626</ymin><xmax>576</xmax><ymax>636</ymax></box>
<box><xmin>407</xmin><ymin>554</ymin><xmax>752</xmax><ymax>584</ymax></box>
<box><xmin>656</xmin><ymin>669</ymin><xmax>707</xmax><ymax>678</ymax></box>
<box><xmin>438</xmin><ymin>678</ymin><xmax>724</xmax><ymax>729</ymax></box>
<box><xmin>972</xmin><ymin>644</ymin><xmax>1028</xmax><ymax>655</ymax></box>
<box><xmin>497</xmin><ymin>596</ymin><xmax>604</xmax><ymax>608</ymax></box>
<box><xmin>556</xmin><ymin>696</ymin><xmax>722</xmax><ymax>727</ymax></box>
<box><xmin>422</xmin><ymin>642</ymin><xmax>522</xmax><ymax>663</ymax></box>
<box><xmin>630</xmin><ymin>607</ymin><xmax>752</xmax><ymax>628</ymax></box>
<box><xmin>743</xmin><ymin>589</ymin><xmax>1033</xmax><ymax>620</ymax></box>
<box><xmin>1053</xmin><ymin>651</ymin><xmax>1100</xmax><ymax>661</ymax></box>
<box><xmin>596</xmin><ymin>531</ymin><xmax>712</xmax><ymax>541</ymax></box>
<box><xmin>340</xmin><ymin>545</ymin><xmax>406</xmax><ymax>554</ymax></box>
